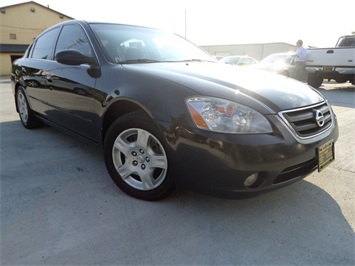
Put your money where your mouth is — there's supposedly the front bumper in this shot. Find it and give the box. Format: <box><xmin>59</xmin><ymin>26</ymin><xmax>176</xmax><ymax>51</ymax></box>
<box><xmin>161</xmin><ymin>111</ymin><xmax>339</xmax><ymax>199</ymax></box>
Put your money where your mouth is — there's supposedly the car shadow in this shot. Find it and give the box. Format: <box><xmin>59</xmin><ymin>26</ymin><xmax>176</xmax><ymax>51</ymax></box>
<box><xmin>162</xmin><ymin>180</ymin><xmax>354</xmax><ymax>264</ymax></box>
<box><xmin>1</xmin><ymin>120</ymin><xmax>354</xmax><ymax>265</ymax></box>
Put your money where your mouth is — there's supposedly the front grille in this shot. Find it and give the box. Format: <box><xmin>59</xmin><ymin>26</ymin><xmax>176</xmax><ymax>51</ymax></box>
<box><xmin>279</xmin><ymin>102</ymin><xmax>332</xmax><ymax>138</ymax></box>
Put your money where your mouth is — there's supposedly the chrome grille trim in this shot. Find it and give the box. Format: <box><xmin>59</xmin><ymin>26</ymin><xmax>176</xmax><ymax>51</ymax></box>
<box><xmin>279</xmin><ymin>102</ymin><xmax>333</xmax><ymax>139</ymax></box>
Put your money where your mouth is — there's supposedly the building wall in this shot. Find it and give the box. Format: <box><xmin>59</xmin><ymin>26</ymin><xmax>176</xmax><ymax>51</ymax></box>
<box><xmin>0</xmin><ymin>1</ymin><xmax>73</xmax><ymax>75</ymax></box>
<box><xmin>201</xmin><ymin>43</ymin><xmax>296</xmax><ymax>61</ymax></box>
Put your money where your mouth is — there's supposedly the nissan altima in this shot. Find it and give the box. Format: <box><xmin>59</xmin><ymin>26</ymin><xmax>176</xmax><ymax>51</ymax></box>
<box><xmin>11</xmin><ymin>20</ymin><xmax>338</xmax><ymax>200</ymax></box>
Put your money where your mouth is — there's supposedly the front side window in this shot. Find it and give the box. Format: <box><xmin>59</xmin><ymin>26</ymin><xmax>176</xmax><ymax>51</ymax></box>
<box><xmin>31</xmin><ymin>27</ymin><xmax>60</xmax><ymax>60</ymax></box>
<box><xmin>55</xmin><ymin>25</ymin><xmax>93</xmax><ymax>57</ymax></box>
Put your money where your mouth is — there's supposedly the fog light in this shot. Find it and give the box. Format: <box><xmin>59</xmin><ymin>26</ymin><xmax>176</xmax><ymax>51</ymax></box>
<box><xmin>244</xmin><ymin>173</ymin><xmax>259</xmax><ymax>188</ymax></box>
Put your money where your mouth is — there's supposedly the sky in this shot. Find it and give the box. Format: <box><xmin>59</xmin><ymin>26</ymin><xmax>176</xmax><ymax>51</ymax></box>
<box><xmin>1</xmin><ymin>0</ymin><xmax>354</xmax><ymax>48</ymax></box>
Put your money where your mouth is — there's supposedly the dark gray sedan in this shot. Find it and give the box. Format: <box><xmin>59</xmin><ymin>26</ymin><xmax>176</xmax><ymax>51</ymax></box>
<box><xmin>11</xmin><ymin>20</ymin><xmax>338</xmax><ymax>200</ymax></box>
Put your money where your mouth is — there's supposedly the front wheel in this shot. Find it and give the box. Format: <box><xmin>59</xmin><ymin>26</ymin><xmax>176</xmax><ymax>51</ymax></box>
<box><xmin>104</xmin><ymin>112</ymin><xmax>174</xmax><ymax>200</ymax></box>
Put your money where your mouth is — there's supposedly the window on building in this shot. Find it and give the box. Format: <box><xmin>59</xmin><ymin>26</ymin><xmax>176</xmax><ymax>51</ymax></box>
<box><xmin>9</xmin><ymin>33</ymin><xmax>17</xmax><ymax>40</ymax></box>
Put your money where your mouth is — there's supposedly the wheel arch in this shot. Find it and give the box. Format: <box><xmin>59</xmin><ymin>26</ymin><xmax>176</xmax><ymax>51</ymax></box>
<box><xmin>101</xmin><ymin>99</ymin><xmax>153</xmax><ymax>144</ymax></box>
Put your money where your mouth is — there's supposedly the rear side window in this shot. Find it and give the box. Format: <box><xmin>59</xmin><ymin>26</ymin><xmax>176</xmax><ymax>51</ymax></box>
<box><xmin>31</xmin><ymin>27</ymin><xmax>60</xmax><ymax>60</ymax></box>
<box><xmin>337</xmin><ymin>36</ymin><xmax>355</xmax><ymax>47</ymax></box>
<box><xmin>55</xmin><ymin>25</ymin><xmax>93</xmax><ymax>57</ymax></box>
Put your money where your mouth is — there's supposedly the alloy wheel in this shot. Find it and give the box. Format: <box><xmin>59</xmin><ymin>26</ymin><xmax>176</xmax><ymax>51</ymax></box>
<box><xmin>112</xmin><ymin>128</ymin><xmax>168</xmax><ymax>191</ymax></box>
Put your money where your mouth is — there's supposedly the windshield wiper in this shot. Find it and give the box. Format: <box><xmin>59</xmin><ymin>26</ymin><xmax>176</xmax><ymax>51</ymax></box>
<box><xmin>118</xmin><ymin>59</ymin><xmax>161</xmax><ymax>64</ymax></box>
<box><xmin>118</xmin><ymin>58</ymin><xmax>217</xmax><ymax>64</ymax></box>
<box><xmin>179</xmin><ymin>59</ymin><xmax>217</xmax><ymax>63</ymax></box>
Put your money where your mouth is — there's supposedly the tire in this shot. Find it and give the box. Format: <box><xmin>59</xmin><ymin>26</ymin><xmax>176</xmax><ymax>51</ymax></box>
<box><xmin>335</xmin><ymin>76</ymin><xmax>349</xmax><ymax>83</ymax></box>
<box><xmin>104</xmin><ymin>112</ymin><xmax>174</xmax><ymax>200</ymax></box>
<box><xmin>281</xmin><ymin>70</ymin><xmax>289</xmax><ymax>77</ymax></box>
<box><xmin>307</xmin><ymin>74</ymin><xmax>323</xmax><ymax>88</ymax></box>
<box><xmin>16</xmin><ymin>87</ymin><xmax>43</xmax><ymax>129</ymax></box>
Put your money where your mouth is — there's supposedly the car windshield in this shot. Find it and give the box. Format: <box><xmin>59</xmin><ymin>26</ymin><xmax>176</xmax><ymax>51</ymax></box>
<box><xmin>90</xmin><ymin>23</ymin><xmax>216</xmax><ymax>64</ymax></box>
<box><xmin>260</xmin><ymin>54</ymin><xmax>293</xmax><ymax>64</ymax></box>
<box><xmin>219</xmin><ymin>56</ymin><xmax>242</xmax><ymax>65</ymax></box>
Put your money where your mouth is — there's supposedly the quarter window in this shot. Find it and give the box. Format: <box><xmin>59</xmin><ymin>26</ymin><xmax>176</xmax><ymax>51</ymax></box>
<box><xmin>55</xmin><ymin>25</ymin><xmax>92</xmax><ymax>57</ymax></box>
<box><xmin>31</xmin><ymin>27</ymin><xmax>60</xmax><ymax>60</ymax></box>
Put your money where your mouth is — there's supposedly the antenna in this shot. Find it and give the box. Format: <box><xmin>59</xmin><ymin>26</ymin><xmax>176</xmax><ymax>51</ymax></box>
<box><xmin>185</xmin><ymin>9</ymin><xmax>187</xmax><ymax>39</ymax></box>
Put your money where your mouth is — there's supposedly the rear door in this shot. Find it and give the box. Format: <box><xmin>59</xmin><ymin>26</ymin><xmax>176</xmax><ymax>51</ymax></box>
<box><xmin>20</xmin><ymin>27</ymin><xmax>61</xmax><ymax>116</ymax></box>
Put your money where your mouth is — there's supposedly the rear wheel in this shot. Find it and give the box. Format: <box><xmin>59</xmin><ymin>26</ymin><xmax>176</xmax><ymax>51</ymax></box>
<box><xmin>307</xmin><ymin>74</ymin><xmax>323</xmax><ymax>88</ymax></box>
<box><xmin>335</xmin><ymin>76</ymin><xmax>349</xmax><ymax>83</ymax></box>
<box><xmin>281</xmin><ymin>70</ymin><xmax>289</xmax><ymax>77</ymax></box>
<box><xmin>104</xmin><ymin>112</ymin><xmax>174</xmax><ymax>200</ymax></box>
<box><xmin>16</xmin><ymin>87</ymin><xmax>43</xmax><ymax>129</ymax></box>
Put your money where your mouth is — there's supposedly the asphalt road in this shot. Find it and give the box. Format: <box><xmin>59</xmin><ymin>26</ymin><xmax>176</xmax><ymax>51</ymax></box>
<box><xmin>1</xmin><ymin>78</ymin><xmax>354</xmax><ymax>265</ymax></box>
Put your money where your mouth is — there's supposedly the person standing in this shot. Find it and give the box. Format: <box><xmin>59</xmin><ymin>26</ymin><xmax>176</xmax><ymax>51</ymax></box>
<box><xmin>294</xmin><ymin>39</ymin><xmax>307</xmax><ymax>81</ymax></box>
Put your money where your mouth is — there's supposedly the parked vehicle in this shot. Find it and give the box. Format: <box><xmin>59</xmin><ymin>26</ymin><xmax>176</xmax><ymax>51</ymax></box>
<box><xmin>11</xmin><ymin>20</ymin><xmax>338</xmax><ymax>200</ymax></box>
<box><xmin>248</xmin><ymin>52</ymin><xmax>296</xmax><ymax>77</ymax></box>
<box><xmin>219</xmin><ymin>55</ymin><xmax>258</xmax><ymax>66</ymax></box>
<box><xmin>306</xmin><ymin>35</ymin><xmax>355</xmax><ymax>88</ymax></box>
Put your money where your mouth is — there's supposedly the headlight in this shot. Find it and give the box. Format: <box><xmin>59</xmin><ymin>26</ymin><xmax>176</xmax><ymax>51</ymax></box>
<box><xmin>186</xmin><ymin>97</ymin><xmax>272</xmax><ymax>134</ymax></box>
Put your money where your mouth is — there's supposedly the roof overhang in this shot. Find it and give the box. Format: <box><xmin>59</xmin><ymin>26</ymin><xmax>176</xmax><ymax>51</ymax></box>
<box><xmin>0</xmin><ymin>44</ymin><xmax>28</xmax><ymax>53</ymax></box>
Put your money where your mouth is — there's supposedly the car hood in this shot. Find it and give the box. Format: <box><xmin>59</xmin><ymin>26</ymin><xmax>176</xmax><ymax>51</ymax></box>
<box><xmin>123</xmin><ymin>62</ymin><xmax>324</xmax><ymax>112</ymax></box>
<box><xmin>249</xmin><ymin>63</ymin><xmax>288</xmax><ymax>71</ymax></box>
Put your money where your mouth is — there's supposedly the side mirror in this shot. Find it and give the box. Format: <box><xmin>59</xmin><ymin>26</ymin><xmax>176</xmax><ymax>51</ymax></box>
<box><xmin>55</xmin><ymin>50</ymin><xmax>96</xmax><ymax>66</ymax></box>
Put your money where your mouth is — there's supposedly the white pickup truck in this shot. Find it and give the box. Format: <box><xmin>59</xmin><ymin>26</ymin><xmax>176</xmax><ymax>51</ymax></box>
<box><xmin>305</xmin><ymin>35</ymin><xmax>355</xmax><ymax>88</ymax></box>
